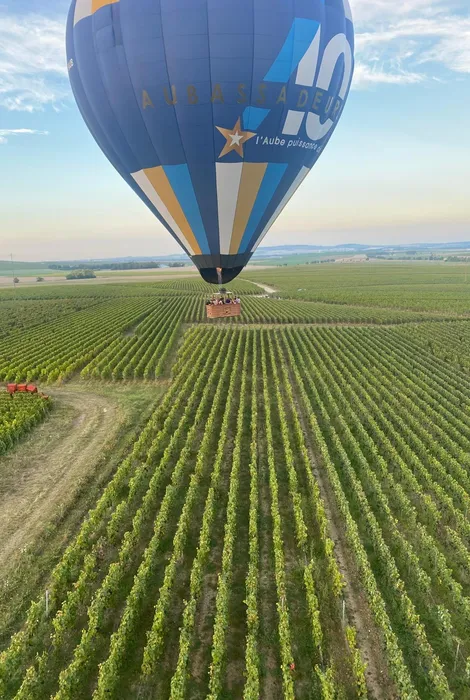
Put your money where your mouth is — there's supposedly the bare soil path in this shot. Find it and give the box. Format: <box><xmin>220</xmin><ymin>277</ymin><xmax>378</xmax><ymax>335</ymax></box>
<box><xmin>0</xmin><ymin>387</ymin><xmax>123</xmax><ymax>574</ymax></box>
<box><xmin>245</xmin><ymin>280</ymin><xmax>278</xmax><ymax>294</ymax></box>
<box><xmin>0</xmin><ymin>381</ymin><xmax>164</xmax><ymax>645</ymax></box>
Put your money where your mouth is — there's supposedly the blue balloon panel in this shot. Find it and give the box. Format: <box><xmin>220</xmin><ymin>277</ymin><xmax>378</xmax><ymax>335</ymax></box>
<box><xmin>67</xmin><ymin>0</ymin><xmax>354</xmax><ymax>283</ymax></box>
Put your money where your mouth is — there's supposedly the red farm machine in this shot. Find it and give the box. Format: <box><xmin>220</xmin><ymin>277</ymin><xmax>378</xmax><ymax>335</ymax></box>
<box><xmin>6</xmin><ymin>384</ymin><xmax>49</xmax><ymax>400</ymax></box>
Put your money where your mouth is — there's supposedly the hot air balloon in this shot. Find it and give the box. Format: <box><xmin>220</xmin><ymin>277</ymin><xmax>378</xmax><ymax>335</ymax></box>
<box><xmin>66</xmin><ymin>0</ymin><xmax>354</xmax><ymax>285</ymax></box>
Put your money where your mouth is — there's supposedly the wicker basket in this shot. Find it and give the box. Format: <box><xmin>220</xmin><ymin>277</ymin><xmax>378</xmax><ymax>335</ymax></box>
<box><xmin>206</xmin><ymin>303</ymin><xmax>241</xmax><ymax>319</ymax></box>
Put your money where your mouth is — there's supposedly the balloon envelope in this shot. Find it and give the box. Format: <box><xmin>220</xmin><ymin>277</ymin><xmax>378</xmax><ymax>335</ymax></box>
<box><xmin>67</xmin><ymin>0</ymin><xmax>354</xmax><ymax>283</ymax></box>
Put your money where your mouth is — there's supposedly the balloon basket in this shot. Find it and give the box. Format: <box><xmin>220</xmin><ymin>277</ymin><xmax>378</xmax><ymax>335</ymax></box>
<box><xmin>206</xmin><ymin>291</ymin><xmax>241</xmax><ymax>319</ymax></box>
<box><xmin>206</xmin><ymin>303</ymin><xmax>241</xmax><ymax>319</ymax></box>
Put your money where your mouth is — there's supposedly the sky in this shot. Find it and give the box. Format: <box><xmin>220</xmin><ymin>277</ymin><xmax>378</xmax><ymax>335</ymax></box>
<box><xmin>0</xmin><ymin>0</ymin><xmax>469</xmax><ymax>261</ymax></box>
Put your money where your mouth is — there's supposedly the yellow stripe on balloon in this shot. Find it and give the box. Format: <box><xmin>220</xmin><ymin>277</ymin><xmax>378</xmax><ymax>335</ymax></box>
<box><xmin>144</xmin><ymin>167</ymin><xmax>202</xmax><ymax>256</ymax></box>
<box><xmin>92</xmin><ymin>0</ymin><xmax>119</xmax><ymax>12</ymax></box>
<box><xmin>229</xmin><ymin>163</ymin><xmax>267</xmax><ymax>255</ymax></box>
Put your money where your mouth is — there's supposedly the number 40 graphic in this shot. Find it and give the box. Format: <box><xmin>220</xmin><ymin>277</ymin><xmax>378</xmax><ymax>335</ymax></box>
<box><xmin>258</xmin><ymin>17</ymin><xmax>354</xmax><ymax>142</ymax></box>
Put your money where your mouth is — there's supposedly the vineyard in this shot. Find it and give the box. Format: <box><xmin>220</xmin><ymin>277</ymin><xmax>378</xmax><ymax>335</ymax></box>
<box><xmin>220</xmin><ymin>296</ymin><xmax>451</xmax><ymax>325</ymax></box>
<box><xmin>393</xmin><ymin>320</ymin><xmax>470</xmax><ymax>371</ymax></box>
<box><xmin>1</xmin><ymin>263</ymin><xmax>470</xmax><ymax>698</ymax></box>
<box><xmin>0</xmin><ymin>282</ymin><xmax>459</xmax><ymax>384</ymax></box>
<box><xmin>0</xmin><ymin>392</ymin><xmax>51</xmax><ymax>455</ymax></box>
<box><xmin>243</xmin><ymin>263</ymin><xmax>470</xmax><ymax>315</ymax></box>
<box><xmin>0</xmin><ymin>299</ymin><xmax>100</xmax><ymax>339</ymax></box>
<box><xmin>0</xmin><ymin>278</ymin><xmax>260</xmax><ymax>302</ymax></box>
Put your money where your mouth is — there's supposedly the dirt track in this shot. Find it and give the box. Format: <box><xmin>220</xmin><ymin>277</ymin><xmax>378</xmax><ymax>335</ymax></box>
<box><xmin>245</xmin><ymin>280</ymin><xmax>278</xmax><ymax>294</ymax></box>
<box><xmin>0</xmin><ymin>389</ymin><xmax>121</xmax><ymax>573</ymax></box>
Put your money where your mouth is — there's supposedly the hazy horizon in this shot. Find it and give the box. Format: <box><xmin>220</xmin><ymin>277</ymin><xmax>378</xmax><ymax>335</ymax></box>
<box><xmin>3</xmin><ymin>235</ymin><xmax>470</xmax><ymax>264</ymax></box>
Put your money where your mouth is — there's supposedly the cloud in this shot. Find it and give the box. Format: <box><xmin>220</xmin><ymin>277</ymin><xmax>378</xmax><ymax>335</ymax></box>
<box><xmin>0</xmin><ymin>128</ymin><xmax>49</xmax><ymax>144</ymax></box>
<box><xmin>351</xmin><ymin>0</ymin><xmax>449</xmax><ymax>23</ymax></box>
<box><xmin>0</xmin><ymin>3</ymin><xmax>468</xmax><ymax>111</ymax></box>
<box><xmin>353</xmin><ymin>62</ymin><xmax>425</xmax><ymax>85</ymax></box>
<box><xmin>0</xmin><ymin>13</ymin><xmax>69</xmax><ymax>112</ymax></box>
<box><xmin>351</xmin><ymin>0</ymin><xmax>470</xmax><ymax>87</ymax></box>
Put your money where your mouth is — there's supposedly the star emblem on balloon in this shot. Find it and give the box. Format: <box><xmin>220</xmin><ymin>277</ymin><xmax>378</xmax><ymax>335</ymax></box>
<box><xmin>216</xmin><ymin>118</ymin><xmax>256</xmax><ymax>158</ymax></box>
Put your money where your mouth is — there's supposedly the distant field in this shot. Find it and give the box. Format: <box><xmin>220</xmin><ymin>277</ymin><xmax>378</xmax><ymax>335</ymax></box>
<box><xmin>249</xmin><ymin>252</ymin><xmax>339</xmax><ymax>265</ymax></box>
<box><xmin>0</xmin><ymin>264</ymin><xmax>286</xmax><ymax>288</ymax></box>
<box><xmin>0</xmin><ymin>264</ymin><xmax>200</xmax><ymax>286</ymax></box>
<box><xmin>1</xmin><ymin>262</ymin><xmax>470</xmax><ymax>699</ymax></box>
<box><xmin>243</xmin><ymin>250</ymin><xmax>470</xmax><ymax>267</ymax></box>
<box><xmin>0</xmin><ymin>261</ymin><xmax>52</xmax><ymax>273</ymax></box>
<box><xmin>243</xmin><ymin>262</ymin><xmax>470</xmax><ymax>315</ymax></box>
<box><xmin>0</xmin><ymin>261</ymin><xmax>194</xmax><ymax>278</ymax></box>
<box><xmin>0</xmin><ymin>262</ymin><xmax>55</xmax><ymax>278</ymax></box>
